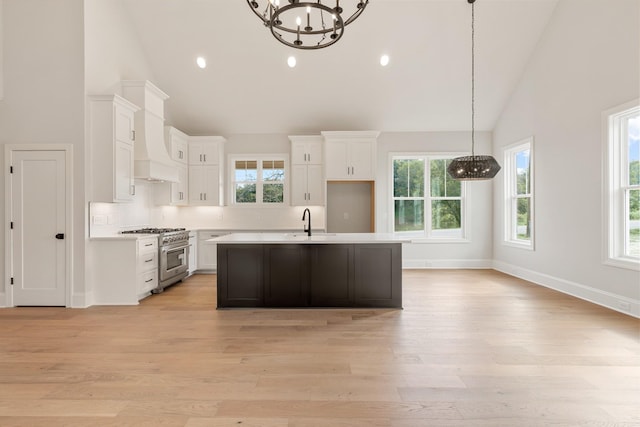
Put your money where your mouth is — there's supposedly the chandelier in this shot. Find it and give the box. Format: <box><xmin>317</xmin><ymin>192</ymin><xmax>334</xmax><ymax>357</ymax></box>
<box><xmin>447</xmin><ymin>0</ymin><xmax>501</xmax><ymax>181</ymax></box>
<box><xmin>247</xmin><ymin>0</ymin><xmax>369</xmax><ymax>50</ymax></box>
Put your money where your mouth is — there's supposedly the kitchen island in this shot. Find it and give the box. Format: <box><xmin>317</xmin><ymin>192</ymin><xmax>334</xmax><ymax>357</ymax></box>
<box><xmin>211</xmin><ymin>233</ymin><xmax>409</xmax><ymax>309</ymax></box>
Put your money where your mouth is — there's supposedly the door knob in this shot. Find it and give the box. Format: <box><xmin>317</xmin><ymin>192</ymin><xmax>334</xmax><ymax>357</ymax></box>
<box><xmin>55</xmin><ymin>233</ymin><xmax>65</xmax><ymax>240</ymax></box>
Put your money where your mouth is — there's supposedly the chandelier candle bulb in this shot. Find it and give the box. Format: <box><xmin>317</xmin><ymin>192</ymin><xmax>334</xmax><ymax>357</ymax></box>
<box><xmin>305</xmin><ymin>6</ymin><xmax>312</xmax><ymax>32</ymax></box>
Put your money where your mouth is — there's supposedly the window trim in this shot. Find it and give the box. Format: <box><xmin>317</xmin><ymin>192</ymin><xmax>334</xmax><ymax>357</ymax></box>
<box><xmin>603</xmin><ymin>99</ymin><xmax>640</xmax><ymax>271</ymax></box>
<box><xmin>390</xmin><ymin>152</ymin><xmax>468</xmax><ymax>241</ymax></box>
<box><xmin>503</xmin><ymin>137</ymin><xmax>535</xmax><ymax>250</ymax></box>
<box><xmin>228</xmin><ymin>154</ymin><xmax>289</xmax><ymax>207</ymax></box>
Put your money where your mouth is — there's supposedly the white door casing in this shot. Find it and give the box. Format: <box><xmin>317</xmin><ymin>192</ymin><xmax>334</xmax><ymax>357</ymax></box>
<box><xmin>5</xmin><ymin>146</ymin><xmax>71</xmax><ymax>307</ymax></box>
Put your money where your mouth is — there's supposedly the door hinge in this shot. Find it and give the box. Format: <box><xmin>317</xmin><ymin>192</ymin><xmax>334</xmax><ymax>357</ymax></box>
<box><xmin>9</xmin><ymin>166</ymin><xmax>13</xmax><ymax>174</ymax></box>
<box><xmin>10</xmin><ymin>277</ymin><xmax>14</xmax><ymax>285</ymax></box>
<box><xmin>10</xmin><ymin>221</ymin><xmax>13</xmax><ymax>229</ymax></box>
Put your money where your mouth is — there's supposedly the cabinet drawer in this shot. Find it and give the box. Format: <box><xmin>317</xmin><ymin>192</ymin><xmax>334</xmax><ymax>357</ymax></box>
<box><xmin>138</xmin><ymin>238</ymin><xmax>158</xmax><ymax>253</ymax></box>
<box><xmin>198</xmin><ymin>231</ymin><xmax>224</xmax><ymax>240</ymax></box>
<box><xmin>138</xmin><ymin>269</ymin><xmax>158</xmax><ymax>295</ymax></box>
<box><xmin>138</xmin><ymin>250</ymin><xmax>158</xmax><ymax>273</ymax></box>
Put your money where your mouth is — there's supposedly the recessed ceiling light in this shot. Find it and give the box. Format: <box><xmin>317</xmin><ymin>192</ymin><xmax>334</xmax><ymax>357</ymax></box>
<box><xmin>287</xmin><ymin>56</ymin><xmax>297</xmax><ymax>68</ymax></box>
<box><xmin>380</xmin><ymin>54</ymin><xmax>390</xmax><ymax>67</ymax></box>
<box><xmin>196</xmin><ymin>56</ymin><xmax>207</xmax><ymax>69</ymax></box>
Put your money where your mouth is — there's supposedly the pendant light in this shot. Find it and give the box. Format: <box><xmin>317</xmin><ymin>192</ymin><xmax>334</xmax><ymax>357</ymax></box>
<box><xmin>447</xmin><ymin>0</ymin><xmax>501</xmax><ymax>181</ymax></box>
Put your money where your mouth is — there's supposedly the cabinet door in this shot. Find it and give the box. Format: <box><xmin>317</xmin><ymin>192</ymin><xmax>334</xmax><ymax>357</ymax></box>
<box><xmin>306</xmin><ymin>164</ymin><xmax>324</xmax><ymax>205</ymax></box>
<box><xmin>114</xmin><ymin>140</ymin><xmax>134</xmax><ymax>202</ymax></box>
<box><xmin>349</xmin><ymin>141</ymin><xmax>375</xmax><ymax>179</ymax></box>
<box><xmin>188</xmin><ymin>165</ymin><xmax>219</xmax><ymax>205</ymax></box>
<box><xmin>306</xmin><ymin>142</ymin><xmax>323</xmax><ymax>165</ymax></box>
<box><xmin>188</xmin><ymin>166</ymin><xmax>204</xmax><ymax>204</ymax></box>
<box><xmin>198</xmin><ymin>242</ymin><xmax>217</xmax><ymax>270</ymax></box>
<box><xmin>217</xmin><ymin>244</ymin><xmax>264</xmax><ymax>308</ymax></box>
<box><xmin>291</xmin><ymin>164</ymin><xmax>309</xmax><ymax>206</ymax></box>
<box><xmin>354</xmin><ymin>244</ymin><xmax>402</xmax><ymax>308</ymax></box>
<box><xmin>201</xmin><ymin>143</ymin><xmax>220</xmax><ymax>165</ymax></box>
<box><xmin>263</xmin><ymin>245</ymin><xmax>308</xmax><ymax>307</ymax></box>
<box><xmin>309</xmin><ymin>244</ymin><xmax>354</xmax><ymax>306</ymax></box>
<box><xmin>172</xmin><ymin>164</ymin><xmax>188</xmax><ymax>205</ymax></box>
<box><xmin>115</xmin><ymin>105</ymin><xmax>135</xmax><ymax>144</ymax></box>
<box><xmin>291</xmin><ymin>141</ymin><xmax>309</xmax><ymax>164</ymax></box>
<box><xmin>171</xmin><ymin>138</ymin><xmax>188</xmax><ymax>163</ymax></box>
<box><xmin>324</xmin><ymin>141</ymin><xmax>349</xmax><ymax>179</ymax></box>
<box><xmin>188</xmin><ymin>142</ymin><xmax>203</xmax><ymax>165</ymax></box>
<box><xmin>203</xmin><ymin>165</ymin><xmax>220</xmax><ymax>205</ymax></box>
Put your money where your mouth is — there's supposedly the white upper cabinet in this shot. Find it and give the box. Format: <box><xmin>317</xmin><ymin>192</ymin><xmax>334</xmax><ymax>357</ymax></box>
<box><xmin>188</xmin><ymin>136</ymin><xmax>226</xmax><ymax>205</ymax></box>
<box><xmin>290</xmin><ymin>135</ymin><xmax>324</xmax><ymax>206</ymax></box>
<box><xmin>166</xmin><ymin>126</ymin><xmax>189</xmax><ymax>164</ymax></box>
<box><xmin>291</xmin><ymin>137</ymin><xmax>323</xmax><ymax>165</ymax></box>
<box><xmin>189</xmin><ymin>136</ymin><xmax>225</xmax><ymax>165</ymax></box>
<box><xmin>155</xmin><ymin>126</ymin><xmax>189</xmax><ymax>206</ymax></box>
<box><xmin>322</xmin><ymin>131</ymin><xmax>379</xmax><ymax>180</ymax></box>
<box><xmin>88</xmin><ymin>94</ymin><xmax>140</xmax><ymax>203</ymax></box>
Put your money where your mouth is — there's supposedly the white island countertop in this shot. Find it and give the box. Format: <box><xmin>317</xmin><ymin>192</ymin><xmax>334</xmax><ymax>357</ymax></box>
<box><xmin>209</xmin><ymin>232</ymin><xmax>411</xmax><ymax>244</ymax></box>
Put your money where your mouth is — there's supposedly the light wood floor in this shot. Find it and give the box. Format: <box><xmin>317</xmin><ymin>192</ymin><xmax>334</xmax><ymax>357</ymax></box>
<box><xmin>0</xmin><ymin>270</ymin><xmax>638</xmax><ymax>426</ymax></box>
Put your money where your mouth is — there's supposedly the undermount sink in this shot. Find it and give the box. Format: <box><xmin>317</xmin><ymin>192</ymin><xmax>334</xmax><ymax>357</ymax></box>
<box><xmin>285</xmin><ymin>233</ymin><xmax>337</xmax><ymax>238</ymax></box>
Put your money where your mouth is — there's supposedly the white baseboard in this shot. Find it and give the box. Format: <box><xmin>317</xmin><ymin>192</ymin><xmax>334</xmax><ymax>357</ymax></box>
<box><xmin>0</xmin><ymin>291</ymin><xmax>5</xmax><ymax>307</ymax></box>
<box><xmin>403</xmin><ymin>259</ymin><xmax>493</xmax><ymax>269</ymax></box>
<box><xmin>71</xmin><ymin>291</ymin><xmax>91</xmax><ymax>308</ymax></box>
<box><xmin>493</xmin><ymin>260</ymin><xmax>640</xmax><ymax>318</ymax></box>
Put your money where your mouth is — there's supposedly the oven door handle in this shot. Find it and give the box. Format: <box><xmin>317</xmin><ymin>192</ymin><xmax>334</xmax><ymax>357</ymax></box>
<box><xmin>161</xmin><ymin>244</ymin><xmax>189</xmax><ymax>253</ymax></box>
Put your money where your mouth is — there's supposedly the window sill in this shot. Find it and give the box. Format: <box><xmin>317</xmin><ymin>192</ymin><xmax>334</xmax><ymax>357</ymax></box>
<box><xmin>604</xmin><ymin>257</ymin><xmax>640</xmax><ymax>271</ymax></box>
<box><xmin>503</xmin><ymin>240</ymin><xmax>534</xmax><ymax>251</ymax></box>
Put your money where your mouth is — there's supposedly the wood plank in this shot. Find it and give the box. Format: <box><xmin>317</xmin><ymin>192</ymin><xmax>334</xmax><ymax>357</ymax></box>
<box><xmin>0</xmin><ymin>270</ymin><xmax>637</xmax><ymax>425</ymax></box>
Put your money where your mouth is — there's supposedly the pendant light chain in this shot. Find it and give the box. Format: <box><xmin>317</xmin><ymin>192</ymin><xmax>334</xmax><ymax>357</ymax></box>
<box><xmin>471</xmin><ymin>0</ymin><xmax>475</xmax><ymax>158</ymax></box>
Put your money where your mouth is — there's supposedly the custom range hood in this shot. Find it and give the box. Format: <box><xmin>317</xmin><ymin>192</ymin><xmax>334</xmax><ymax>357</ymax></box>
<box><xmin>121</xmin><ymin>80</ymin><xmax>178</xmax><ymax>183</ymax></box>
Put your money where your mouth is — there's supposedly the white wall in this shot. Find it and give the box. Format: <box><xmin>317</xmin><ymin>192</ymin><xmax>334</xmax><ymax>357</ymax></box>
<box><xmin>0</xmin><ymin>0</ymin><xmax>85</xmax><ymax>305</ymax></box>
<box><xmin>376</xmin><ymin>131</ymin><xmax>495</xmax><ymax>268</ymax></box>
<box><xmin>492</xmin><ymin>0</ymin><xmax>640</xmax><ymax>316</ymax></box>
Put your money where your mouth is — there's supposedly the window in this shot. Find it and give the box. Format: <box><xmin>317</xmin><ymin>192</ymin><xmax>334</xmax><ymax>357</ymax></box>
<box><xmin>504</xmin><ymin>138</ymin><xmax>534</xmax><ymax>248</ymax></box>
<box><xmin>231</xmin><ymin>156</ymin><xmax>287</xmax><ymax>205</ymax></box>
<box><xmin>392</xmin><ymin>155</ymin><xmax>465</xmax><ymax>239</ymax></box>
<box><xmin>605</xmin><ymin>100</ymin><xmax>640</xmax><ymax>269</ymax></box>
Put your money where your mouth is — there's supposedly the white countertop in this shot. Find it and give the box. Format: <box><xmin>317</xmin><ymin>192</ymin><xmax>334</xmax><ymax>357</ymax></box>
<box><xmin>209</xmin><ymin>232</ymin><xmax>410</xmax><ymax>244</ymax></box>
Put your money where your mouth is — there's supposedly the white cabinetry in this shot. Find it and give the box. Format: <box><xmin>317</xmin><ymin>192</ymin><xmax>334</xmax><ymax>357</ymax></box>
<box><xmin>91</xmin><ymin>236</ymin><xmax>159</xmax><ymax>305</ymax></box>
<box><xmin>197</xmin><ymin>230</ymin><xmax>224</xmax><ymax>272</ymax></box>
<box><xmin>88</xmin><ymin>95</ymin><xmax>140</xmax><ymax>202</ymax></box>
<box><xmin>322</xmin><ymin>131</ymin><xmax>379</xmax><ymax>180</ymax></box>
<box><xmin>290</xmin><ymin>136</ymin><xmax>324</xmax><ymax>206</ymax></box>
<box><xmin>188</xmin><ymin>231</ymin><xmax>197</xmax><ymax>275</ymax></box>
<box><xmin>188</xmin><ymin>136</ymin><xmax>226</xmax><ymax>206</ymax></box>
<box><xmin>156</xmin><ymin>126</ymin><xmax>189</xmax><ymax>206</ymax></box>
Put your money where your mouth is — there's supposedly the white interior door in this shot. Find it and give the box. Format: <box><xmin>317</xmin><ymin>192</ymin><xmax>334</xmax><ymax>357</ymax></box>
<box><xmin>10</xmin><ymin>150</ymin><xmax>67</xmax><ymax>306</ymax></box>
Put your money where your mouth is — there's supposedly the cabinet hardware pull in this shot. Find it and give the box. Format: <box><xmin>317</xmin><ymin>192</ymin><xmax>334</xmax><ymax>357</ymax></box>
<box><xmin>131</xmin><ymin>185</ymin><xmax>136</xmax><ymax>195</ymax></box>
<box><xmin>200</xmin><ymin>154</ymin><xmax>203</xmax><ymax>162</ymax></box>
<box><xmin>132</xmin><ymin>130</ymin><xmax>136</xmax><ymax>141</ymax></box>
<box><xmin>145</xmin><ymin>278</ymin><xmax>153</xmax><ymax>283</ymax></box>
<box><xmin>145</xmin><ymin>258</ymin><xmax>153</xmax><ymax>262</ymax></box>
<box><xmin>145</xmin><ymin>243</ymin><xmax>153</xmax><ymax>247</ymax></box>
<box><xmin>203</xmin><ymin>154</ymin><xmax>206</xmax><ymax>162</ymax></box>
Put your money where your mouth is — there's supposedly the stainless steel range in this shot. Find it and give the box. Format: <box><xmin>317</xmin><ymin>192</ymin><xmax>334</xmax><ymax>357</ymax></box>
<box><xmin>121</xmin><ymin>227</ymin><xmax>190</xmax><ymax>293</ymax></box>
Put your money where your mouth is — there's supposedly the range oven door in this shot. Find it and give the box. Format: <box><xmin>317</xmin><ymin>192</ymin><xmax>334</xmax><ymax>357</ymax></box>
<box><xmin>160</xmin><ymin>243</ymin><xmax>189</xmax><ymax>283</ymax></box>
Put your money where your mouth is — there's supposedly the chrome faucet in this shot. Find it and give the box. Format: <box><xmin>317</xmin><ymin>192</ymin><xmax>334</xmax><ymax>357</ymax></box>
<box><xmin>302</xmin><ymin>208</ymin><xmax>311</xmax><ymax>237</ymax></box>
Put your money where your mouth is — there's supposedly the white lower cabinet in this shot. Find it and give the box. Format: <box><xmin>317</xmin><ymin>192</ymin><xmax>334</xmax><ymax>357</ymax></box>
<box><xmin>91</xmin><ymin>236</ymin><xmax>158</xmax><ymax>305</ymax></box>
<box><xmin>197</xmin><ymin>230</ymin><xmax>225</xmax><ymax>272</ymax></box>
<box><xmin>188</xmin><ymin>231</ymin><xmax>197</xmax><ymax>275</ymax></box>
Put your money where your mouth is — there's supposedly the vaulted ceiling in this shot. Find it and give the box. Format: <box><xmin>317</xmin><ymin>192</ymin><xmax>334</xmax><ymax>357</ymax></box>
<box><xmin>121</xmin><ymin>0</ymin><xmax>559</xmax><ymax>136</ymax></box>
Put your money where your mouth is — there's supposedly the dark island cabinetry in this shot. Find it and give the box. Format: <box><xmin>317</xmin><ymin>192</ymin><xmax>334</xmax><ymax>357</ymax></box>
<box><xmin>216</xmin><ymin>243</ymin><xmax>402</xmax><ymax>309</ymax></box>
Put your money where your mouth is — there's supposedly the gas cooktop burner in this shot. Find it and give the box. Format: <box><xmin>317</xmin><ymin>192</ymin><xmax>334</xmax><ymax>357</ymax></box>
<box><xmin>121</xmin><ymin>227</ymin><xmax>186</xmax><ymax>234</ymax></box>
